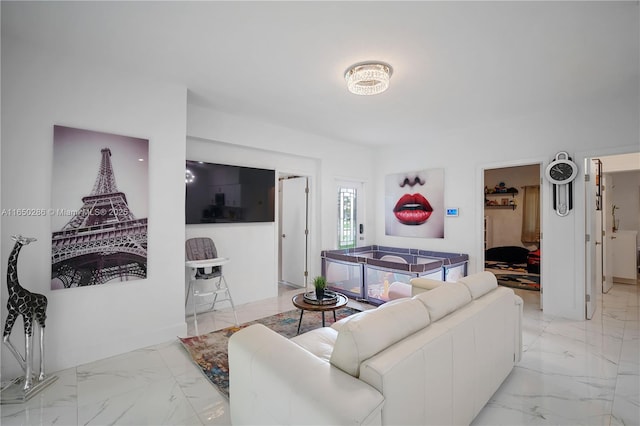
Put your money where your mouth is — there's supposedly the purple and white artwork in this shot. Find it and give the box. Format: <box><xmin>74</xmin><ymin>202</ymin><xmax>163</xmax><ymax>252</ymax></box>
<box><xmin>50</xmin><ymin>125</ymin><xmax>149</xmax><ymax>289</ymax></box>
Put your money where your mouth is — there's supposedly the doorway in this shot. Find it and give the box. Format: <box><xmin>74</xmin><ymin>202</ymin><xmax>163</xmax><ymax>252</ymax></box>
<box><xmin>278</xmin><ymin>174</ymin><xmax>309</xmax><ymax>288</ymax></box>
<box><xmin>585</xmin><ymin>152</ymin><xmax>640</xmax><ymax>318</ymax></box>
<box><xmin>483</xmin><ymin>164</ymin><xmax>542</xmax><ymax>304</ymax></box>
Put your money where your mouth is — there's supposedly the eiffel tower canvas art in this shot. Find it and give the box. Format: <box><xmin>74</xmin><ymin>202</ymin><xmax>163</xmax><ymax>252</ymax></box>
<box><xmin>50</xmin><ymin>126</ymin><xmax>148</xmax><ymax>289</ymax></box>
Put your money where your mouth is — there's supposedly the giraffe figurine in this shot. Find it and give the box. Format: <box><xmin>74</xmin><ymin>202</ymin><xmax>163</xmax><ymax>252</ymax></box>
<box><xmin>3</xmin><ymin>235</ymin><xmax>48</xmax><ymax>391</ymax></box>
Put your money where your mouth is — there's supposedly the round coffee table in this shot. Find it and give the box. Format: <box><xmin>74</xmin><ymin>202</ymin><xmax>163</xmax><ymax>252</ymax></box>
<box><xmin>291</xmin><ymin>292</ymin><xmax>348</xmax><ymax>335</ymax></box>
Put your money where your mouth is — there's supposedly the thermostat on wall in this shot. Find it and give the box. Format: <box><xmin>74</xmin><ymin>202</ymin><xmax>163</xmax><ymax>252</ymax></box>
<box><xmin>446</xmin><ymin>208</ymin><xmax>459</xmax><ymax>217</ymax></box>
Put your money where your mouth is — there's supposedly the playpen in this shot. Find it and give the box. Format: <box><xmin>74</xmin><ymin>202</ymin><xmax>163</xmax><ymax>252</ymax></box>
<box><xmin>321</xmin><ymin>245</ymin><xmax>469</xmax><ymax>305</ymax></box>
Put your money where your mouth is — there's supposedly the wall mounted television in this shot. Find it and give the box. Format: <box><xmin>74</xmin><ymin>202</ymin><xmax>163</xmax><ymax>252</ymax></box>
<box><xmin>185</xmin><ymin>160</ymin><xmax>275</xmax><ymax>224</ymax></box>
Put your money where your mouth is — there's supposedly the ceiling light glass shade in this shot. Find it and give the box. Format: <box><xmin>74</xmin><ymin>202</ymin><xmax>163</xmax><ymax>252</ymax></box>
<box><xmin>344</xmin><ymin>62</ymin><xmax>393</xmax><ymax>96</ymax></box>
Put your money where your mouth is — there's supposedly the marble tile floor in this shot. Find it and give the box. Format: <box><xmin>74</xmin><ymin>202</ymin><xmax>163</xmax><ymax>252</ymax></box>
<box><xmin>1</xmin><ymin>283</ymin><xmax>638</xmax><ymax>425</ymax></box>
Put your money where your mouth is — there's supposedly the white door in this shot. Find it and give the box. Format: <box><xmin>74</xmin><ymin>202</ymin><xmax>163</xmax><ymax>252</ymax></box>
<box><xmin>336</xmin><ymin>181</ymin><xmax>365</xmax><ymax>248</ymax></box>
<box><xmin>585</xmin><ymin>159</ymin><xmax>601</xmax><ymax>319</ymax></box>
<box><xmin>280</xmin><ymin>176</ymin><xmax>308</xmax><ymax>288</ymax></box>
<box><xmin>602</xmin><ymin>174</ymin><xmax>614</xmax><ymax>293</ymax></box>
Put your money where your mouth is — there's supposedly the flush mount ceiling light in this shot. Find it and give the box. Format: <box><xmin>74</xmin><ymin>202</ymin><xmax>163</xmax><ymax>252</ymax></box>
<box><xmin>344</xmin><ymin>62</ymin><xmax>393</xmax><ymax>96</ymax></box>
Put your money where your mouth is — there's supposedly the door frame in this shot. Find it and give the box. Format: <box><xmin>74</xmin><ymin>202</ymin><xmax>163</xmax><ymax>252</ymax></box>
<box><xmin>578</xmin><ymin>145</ymin><xmax>639</xmax><ymax>318</ymax></box>
<box><xmin>601</xmin><ymin>173</ymin><xmax>614</xmax><ymax>293</ymax></box>
<box><xmin>278</xmin><ymin>173</ymin><xmax>310</xmax><ymax>289</ymax></box>
<box><xmin>584</xmin><ymin>158</ymin><xmax>602</xmax><ymax>319</ymax></box>
<box><xmin>479</xmin><ymin>159</ymin><xmax>545</xmax><ymax>308</ymax></box>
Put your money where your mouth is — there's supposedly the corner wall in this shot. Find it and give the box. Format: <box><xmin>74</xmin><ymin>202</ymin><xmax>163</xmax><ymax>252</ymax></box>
<box><xmin>1</xmin><ymin>39</ymin><xmax>187</xmax><ymax>379</ymax></box>
<box><xmin>374</xmin><ymin>102</ymin><xmax>638</xmax><ymax>320</ymax></box>
<box><xmin>186</xmin><ymin>105</ymin><xmax>376</xmax><ymax>304</ymax></box>
<box><xmin>185</xmin><ymin>137</ymin><xmax>318</xmax><ymax>306</ymax></box>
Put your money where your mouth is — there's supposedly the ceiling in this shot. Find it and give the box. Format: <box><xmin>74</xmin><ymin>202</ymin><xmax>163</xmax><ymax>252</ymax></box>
<box><xmin>3</xmin><ymin>1</ymin><xmax>638</xmax><ymax>147</ymax></box>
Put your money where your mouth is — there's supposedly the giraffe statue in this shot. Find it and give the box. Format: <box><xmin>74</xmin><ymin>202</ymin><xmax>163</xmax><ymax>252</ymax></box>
<box><xmin>3</xmin><ymin>235</ymin><xmax>48</xmax><ymax>391</ymax></box>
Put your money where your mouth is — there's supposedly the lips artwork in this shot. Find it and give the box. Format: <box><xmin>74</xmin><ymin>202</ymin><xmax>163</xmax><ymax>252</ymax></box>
<box><xmin>393</xmin><ymin>193</ymin><xmax>433</xmax><ymax>225</ymax></box>
<box><xmin>385</xmin><ymin>168</ymin><xmax>444</xmax><ymax>238</ymax></box>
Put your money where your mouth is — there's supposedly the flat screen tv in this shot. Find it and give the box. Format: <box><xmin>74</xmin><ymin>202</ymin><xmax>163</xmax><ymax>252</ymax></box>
<box><xmin>185</xmin><ymin>160</ymin><xmax>275</xmax><ymax>224</ymax></box>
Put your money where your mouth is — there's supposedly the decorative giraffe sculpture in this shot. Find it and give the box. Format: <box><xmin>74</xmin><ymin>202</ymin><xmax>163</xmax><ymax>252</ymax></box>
<box><xmin>3</xmin><ymin>235</ymin><xmax>48</xmax><ymax>391</ymax></box>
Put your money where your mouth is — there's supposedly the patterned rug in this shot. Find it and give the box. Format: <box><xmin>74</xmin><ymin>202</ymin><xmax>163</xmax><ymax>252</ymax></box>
<box><xmin>485</xmin><ymin>260</ymin><xmax>527</xmax><ymax>273</ymax></box>
<box><xmin>178</xmin><ymin>307</ymin><xmax>360</xmax><ymax>399</ymax></box>
<box><xmin>495</xmin><ymin>273</ymin><xmax>540</xmax><ymax>291</ymax></box>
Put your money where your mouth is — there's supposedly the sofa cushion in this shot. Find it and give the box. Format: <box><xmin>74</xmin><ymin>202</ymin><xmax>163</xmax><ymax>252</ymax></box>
<box><xmin>410</xmin><ymin>277</ymin><xmax>444</xmax><ymax>296</ymax></box>
<box><xmin>291</xmin><ymin>327</ymin><xmax>338</xmax><ymax>363</ymax></box>
<box><xmin>331</xmin><ymin>315</ymin><xmax>350</xmax><ymax>332</ymax></box>
<box><xmin>331</xmin><ymin>298</ymin><xmax>408</xmax><ymax>332</ymax></box>
<box><xmin>388</xmin><ymin>281</ymin><xmax>411</xmax><ymax>299</ymax></box>
<box><xmin>458</xmin><ymin>271</ymin><xmax>498</xmax><ymax>299</ymax></box>
<box><xmin>413</xmin><ymin>282</ymin><xmax>472</xmax><ymax>322</ymax></box>
<box><xmin>331</xmin><ymin>298</ymin><xmax>402</xmax><ymax>331</ymax></box>
<box><xmin>330</xmin><ymin>298</ymin><xmax>430</xmax><ymax>377</ymax></box>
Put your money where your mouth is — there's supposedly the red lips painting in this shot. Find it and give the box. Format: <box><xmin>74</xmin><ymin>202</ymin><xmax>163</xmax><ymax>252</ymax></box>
<box><xmin>393</xmin><ymin>193</ymin><xmax>433</xmax><ymax>225</ymax></box>
<box><xmin>385</xmin><ymin>168</ymin><xmax>444</xmax><ymax>238</ymax></box>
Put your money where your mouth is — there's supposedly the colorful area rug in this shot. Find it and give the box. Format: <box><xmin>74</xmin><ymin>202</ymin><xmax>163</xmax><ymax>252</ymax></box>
<box><xmin>485</xmin><ymin>260</ymin><xmax>527</xmax><ymax>273</ymax></box>
<box><xmin>178</xmin><ymin>307</ymin><xmax>360</xmax><ymax>399</ymax></box>
<box><xmin>495</xmin><ymin>273</ymin><xmax>540</xmax><ymax>291</ymax></box>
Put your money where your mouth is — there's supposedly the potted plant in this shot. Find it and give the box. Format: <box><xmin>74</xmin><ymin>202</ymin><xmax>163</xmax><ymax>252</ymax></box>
<box><xmin>313</xmin><ymin>275</ymin><xmax>327</xmax><ymax>300</ymax></box>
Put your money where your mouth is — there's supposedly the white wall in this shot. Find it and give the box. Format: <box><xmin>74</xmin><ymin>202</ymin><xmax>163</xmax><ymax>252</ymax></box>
<box><xmin>602</xmin><ymin>153</ymin><xmax>640</xmax><ymax>173</ymax></box>
<box><xmin>374</xmin><ymin>93</ymin><xmax>638</xmax><ymax>319</ymax></box>
<box><xmin>371</xmin><ymin>0</ymin><xmax>639</xmax><ymax>320</ymax></box>
<box><xmin>186</xmin><ymin>105</ymin><xmax>376</xmax><ymax>305</ymax></box>
<box><xmin>185</xmin><ymin>137</ymin><xmax>318</xmax><ymax>306</ymax></box>
<box><xmin>1</xmin><ymin>39</ymin><xmax>187</xmax><ymax>379</ymax></box>
<box><xmin>484</xmin><ymin>165</ymin><xmax>541</xmax><ymax>249</ymax></box>
<box><xmin>609</xmin><ymin>171</ymin><xmax>640</xmax><ymax>237</ymax></box>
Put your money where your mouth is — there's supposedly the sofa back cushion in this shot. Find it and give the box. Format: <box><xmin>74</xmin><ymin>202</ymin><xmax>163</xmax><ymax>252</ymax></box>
<box><xmin>330</xmin><ymin>298</ymin><xmax>430</xmax><ymax>377</ymax></box>
<box><xmin>409</xmin><ymin>277</ymin><xmax>443</xmax><ymax>296</ymax></box>
<box><xmin>458</xmin><ymin>271</ymin><xmax>498</xmax><ymax>299</ymax></box>
<box><xmin>413</xmin><ymin>282</ymin><xmax>472</xmax><ymax>322</ymax></box>
<box><xmin>291</xmin><ymin>327</ymin><xmax>339</xmax><ymax>363</ymax></box>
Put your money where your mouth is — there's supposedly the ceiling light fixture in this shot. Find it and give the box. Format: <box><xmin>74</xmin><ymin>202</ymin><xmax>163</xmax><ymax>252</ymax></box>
<box><xmin>344</xmin><ymin>62</ymin><xmax>393</xmax><ymax>96</ymax></box>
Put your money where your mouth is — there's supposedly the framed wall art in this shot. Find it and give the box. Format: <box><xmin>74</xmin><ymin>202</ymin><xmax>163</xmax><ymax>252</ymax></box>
<box><xmin>384</xmin><ymin>168</ymin><xmax>444</xmax><ymax>238</ymax></box>
<box><xmin>50</xmin><ymin>125</ymin><xmax>149</xmax><ymax>289</ymax></box>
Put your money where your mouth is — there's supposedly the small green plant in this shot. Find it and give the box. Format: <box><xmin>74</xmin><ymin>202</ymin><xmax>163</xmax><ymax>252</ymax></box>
<box><xmin>313</xmin><ymin>275</ymin><xmax>327</xmax><ymax>290</ymax></box>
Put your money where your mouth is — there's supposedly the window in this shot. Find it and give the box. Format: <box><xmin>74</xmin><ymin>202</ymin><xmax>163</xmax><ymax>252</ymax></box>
<box><xmin>338</xmin><ymin>187</ymin><xmax>357</xmax><ymax>249</ymax></box>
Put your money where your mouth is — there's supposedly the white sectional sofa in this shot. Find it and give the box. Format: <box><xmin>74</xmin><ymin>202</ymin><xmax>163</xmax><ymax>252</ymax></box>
<box><xmin>388</xmin><ymin>275</ymin><xmax>445</xmax><ymax>299</ymax></box>
<box><xmin>228</xmin><ymin>271</ymin><xmax>523</xmax><ymax>425</ymax></box>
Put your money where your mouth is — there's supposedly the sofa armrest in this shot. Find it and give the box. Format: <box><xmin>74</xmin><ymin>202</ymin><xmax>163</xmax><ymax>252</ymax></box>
<box><xmin>409</xmin><ymin>277</ymin><xmax>443</xmax><ymax>296</ymax></box>
<box><xmin>229</xmin><ymin>324</ymin><xmax>385</xmax><ymax>425</ymax></box>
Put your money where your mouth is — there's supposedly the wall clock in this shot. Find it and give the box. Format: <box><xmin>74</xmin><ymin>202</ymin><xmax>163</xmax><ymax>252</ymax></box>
<box><xmin>545</xmin><ymin>151</ymin><xmax>578</xmax><ymax>217</ymax></box>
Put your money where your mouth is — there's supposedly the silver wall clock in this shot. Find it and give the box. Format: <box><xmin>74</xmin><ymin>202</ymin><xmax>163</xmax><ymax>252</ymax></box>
<box><xmin>545</xmin><ymin>151</ymin><xmax>578</xmax><ymax>217</ymax></box>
